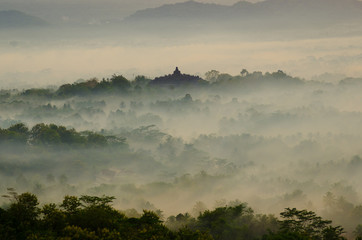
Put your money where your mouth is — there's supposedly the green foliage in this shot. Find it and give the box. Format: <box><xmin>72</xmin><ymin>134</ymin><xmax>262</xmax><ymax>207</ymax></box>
<box><xmin>134</xmin><ymin>75</ymin><xmax>151</xmax><ymax>89</ymax></box>
<box><xmin>0</xmin><ymin>122</ymin><xmax>126</xmax><ymax>148</ymax></box>
<box><xmin>61</xmin><ymin>225</ymin><xmax>98</xmax><ymax>240</ymax></box>
<box><xmin>10</xmin><ymin>69</ymin><xmax>306</xmax><ymax>99</ymax></box>
<box><xmin>0</xmin><ymin>193</ymin><xmax>349</xmax><ymax>240</ymax></box>
<box><xmin>86</xmin><ymin>133</ymin><xmax>107</xmax><ymax>147</ymax></box>
<box><xmin>205</xmin><ymin>70</ymin><xmax>220</xmax><ymax>82</ymax></box>
<box><xmin>60</xmin><ymin>195</ymin><xmax>81</xmax><ymax>214</ymax></box>
<box><xmin>41</xmin><ymin>203</ymin><xmax>66</xmax><ymax>234</ymax></box>
<box><xmin>110</xmin><ymin>74</ymin><xmax>131</xmax><ymax>91</ymax></box>
<box><xmin>166</xmin><ymin>203</ymin><xmax>280</xmax><ymax>240</ymax></box>
<box><xmin>176</xmin><ymin>227</ymin><xmax>214</xmax><ymax>240</ymax></box>
<box><xmin>60</xmin><ymin>195</ymin><xmax>125</xmax><ymax>232</ymax></box>
<box><xmin>120</xmin><ymin>210</ymin><xmax>172</xmax><ymax>240</ymax></box>
<box><xmin>56</xmin><ymin>75</ymin><xmax>131</xmax><ymax>96</ymax></box>
<box><xmin>57</xmin><ymin>79</ymin><xmax>98</xmax><ymax>96</ymax></box>
<box><xmin>194</xmin><ymin>204</ymin><xmax>256</xmax><ymax>240</ymax></box>
<box><xmin>30</xmin><ymin>123</ymin><xmax>61</xmax><ymax>145</ymax></box>
<box><xmin>22</xmin><ymin>88</ymin><xmax>54</xmax><ymax>98</ymax></box>
<box><xmin>0</xmin><ymin>123</ymin><xmax>29</xmax><ymax>144</ymax></box>
<box><xmin>8</xmin><ymin>123</ymin><xmax>29</xmax><ymax>134</ymax></box>
<box><xmin>209</xmin><ymin>69</ymin><xmax>304</xmax><ymax>89</ymax></box>
<box><xmin>267</xmin><ymin>208</ymin><xmax>346</xmax><ymax>240</ymax></box>
<box><xmin>79</xmin><ymin>195</ymin><xmax>116</xmax><ymax>207</ymax></box>
<box><xmin>354</xmin><ymin>224</ymin><xmax>362</xmax><ymax>239</ymax></box>
<box><xmin>262</xmin><ymin>231</ymin><xmax>310</xmax><ymax>240</ymax></box>
<box><xmin>3</xmin><ymin>192</ymin><xmax>40</xmax><ymax>239</ymax></box>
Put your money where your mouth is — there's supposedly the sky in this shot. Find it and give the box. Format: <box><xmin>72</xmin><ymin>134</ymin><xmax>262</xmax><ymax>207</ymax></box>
<box><xmin>0</xmin><ymin>0</ymin><xmax>259</xmax><ymax>22</ymax></box>
<box><xmin>1</xmin><ymin>36</ymin><xmax>362</xmax><ymax>89</ymax></box>
<box><xmin>1</xmin><ymin>2</ymin><xmax>362</xmax><ymax>233</ymax></box>
<box><xmin>0</xmin><ymin>0</ymin><xmax>362</xmax><ymax>89</ymax></box>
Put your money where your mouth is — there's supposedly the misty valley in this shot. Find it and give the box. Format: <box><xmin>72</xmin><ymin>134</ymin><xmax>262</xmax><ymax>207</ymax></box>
<box><xmin>1</xmin><ymin>68</ymin><xmax>362</xmax><ymax>239</ymax></box>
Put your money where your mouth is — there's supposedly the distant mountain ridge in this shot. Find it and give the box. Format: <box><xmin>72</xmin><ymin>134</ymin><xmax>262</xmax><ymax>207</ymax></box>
<box><xmin>123</xmin><ymin>0</ymin><xmax>362</xmax><ymax>32</ymax></box>
<box><xmin>0</xmin><ymin>10</ymin><xmax>48</xmax><ymax>28</ymax></box>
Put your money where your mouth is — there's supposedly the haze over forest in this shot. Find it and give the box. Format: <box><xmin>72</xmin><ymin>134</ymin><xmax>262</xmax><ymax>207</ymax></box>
<box><xmin>0</xmin><ymin>0</ymin><xmax>362</xmax><ymax>88</ymax></box>
<box><xmin>1</xmin><ymin>0</ymin><xmax>362</xmax><ymax>239</ymax></box>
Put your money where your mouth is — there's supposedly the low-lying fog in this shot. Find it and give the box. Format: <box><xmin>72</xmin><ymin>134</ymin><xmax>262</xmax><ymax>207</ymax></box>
<box><xmin>1</xmin><ymin>0</ymin><xmax>362</xmax><ymax>237</ymax></box>
<box><xmin>1</xmin><ymin>34</ymin><xmax>362</xmax><ymax>89</ymax></box>
<box><xmin>1</xmin><ymin>73</ymin><xmax>362</xmax><ymax>237</ymax></box>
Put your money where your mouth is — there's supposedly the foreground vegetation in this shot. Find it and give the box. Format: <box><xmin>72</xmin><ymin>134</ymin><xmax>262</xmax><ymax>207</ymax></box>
<box><xmin>2</xmin><ymin>70</ymin><xmax>362</xmax><ymax>239</ymax></box>
<box><xmin>0</xmin><ymin>123</ymin><xmax>125</xmax><ymax>147</ymax></box>
<box><xmin>0</xmin><ymin>191</ymin><xmax>353</xmax><ymax>240</ymax></box>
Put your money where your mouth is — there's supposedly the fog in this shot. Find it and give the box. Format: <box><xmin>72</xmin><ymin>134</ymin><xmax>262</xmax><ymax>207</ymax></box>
<box><xmin>1</xmin><ymin>36</ymin><xmax>362</xmax><ymax>89</ymax></box>
<box><xmin>1</xmin><ymin>0</ymin><xmax>362</xmax><ymax>238</ymax></box>
<box><xmin>1</xmin><ymin>0</ymin><xmax>362</xmax><ymax>89</ymax></box>
<box><xmin>0</xmin><ymin>0</ymin><xmax>257</xmax><ymax>25</ymax></box>
<box><xmin>1</xmin><ymin>73</ymin><xmax>362</xmax><ymax>237</ymax></box>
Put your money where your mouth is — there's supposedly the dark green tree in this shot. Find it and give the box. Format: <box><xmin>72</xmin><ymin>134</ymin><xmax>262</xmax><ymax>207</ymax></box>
<box><xmin>267</xmin><ymin>208</ymin><xmax>346</xmax><ymax>240</ymax></box>
<box><xmin>5</xmin><ymin>192</ymin><xmax>40</xmax><ymax>239</ymax></box>
<box><xmin>111</xmin><ymin>74</ymin><xmax>131</xmax><ymax>91</ymax></box>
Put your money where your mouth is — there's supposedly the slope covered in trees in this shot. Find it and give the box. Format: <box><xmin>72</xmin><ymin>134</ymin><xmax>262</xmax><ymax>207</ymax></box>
<box><xmin>0</xmin><ymin>10</ymin><xmax>48</xmax><ymax>28</ymax></box>
<box><xmin>0</xmin><ymin>191</ymin><xmax>350</xmax><ymax>240</ymax></box>
<box><xmin>2</xmin><ymin>69</ymin><xmax>362</xmax><ymax>238</ymax></box>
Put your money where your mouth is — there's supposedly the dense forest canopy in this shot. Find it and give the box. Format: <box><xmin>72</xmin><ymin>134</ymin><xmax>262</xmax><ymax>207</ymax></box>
<box><xmin>1</xmin><ymin>69</ymin><xmax>362</xmax><ymax>239</ymax></box>
<box><xmin>0</xmin><ymin>191</ymin><xmax>351</xmax><ymax>240</ymax></box>
<box><xmin>2</xmin><ymin>0</ymin><xmax>362</xmax><ymax>239</ymax></box>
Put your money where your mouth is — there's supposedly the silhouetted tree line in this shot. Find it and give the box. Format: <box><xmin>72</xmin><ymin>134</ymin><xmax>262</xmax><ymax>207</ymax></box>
<box><xmin>17</xmin><ymin>70</ymin><xmax>305</xmax><ymax>98</ymax></box>
<box><xmin>0</xmin><ymin>123</ymin><xmax>125</xmax><ymax>147</ymax></box>
<box><xmin>0</xmin><ymin>191</ymin><xmax>352</xmax><ymax>240</ymax></box>
<box><xmin>56</xmin><ymin>75</ymin><xmax>132</xmax><ymax>97</ymax></box>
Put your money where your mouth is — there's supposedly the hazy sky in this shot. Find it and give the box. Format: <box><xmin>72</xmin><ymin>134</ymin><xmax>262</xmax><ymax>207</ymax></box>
<box><xmin>1</xmin><ymin>36</ymin><xmax>362</xmax><ymax>89</ymax></box>
<box><xmin>0</xmin><ymin>0</ymin><xmax>262</xmax><ymax>23</ymax></box>
<box><xmin>0</xmin><ymin>1</ymin><xmax>250</xmax><ymax>16</ymax></box>
<box><xmin>0</xmin><ymin>0</ymin><xmax>361</xmax><ymax>89</ymax></box>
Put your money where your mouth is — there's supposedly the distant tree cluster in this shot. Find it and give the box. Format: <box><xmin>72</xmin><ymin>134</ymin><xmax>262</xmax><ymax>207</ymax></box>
<box><xmin>0</xmin><ymin>191</ymin><xmax>348</xmax><ymax>240</ymax></box>
<box><xmin>0</xmin><ymin>123</ymin><xmax>125</xmax><ymax>147</ymax></box>
<box><xmin>22</xmin><ymin>88</ymin><xmax>54</xmax><ymax>98</ymax></box>
<box><xmin>16</xmin><ymin>69</ymin><xmax>306</xmax><ymax>99</ymax></box>
<box><xmin>204</xmin><ymin>69</ymin><xmax>303</xmax><ymax>88</ymax></box>
<box><xmin>56</xmin><ymin>75</ymin><xmax>132</xmax><ymax>97</ymax></box>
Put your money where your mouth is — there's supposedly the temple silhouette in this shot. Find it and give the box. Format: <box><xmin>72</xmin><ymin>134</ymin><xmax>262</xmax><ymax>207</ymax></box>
<box><xmin>149</xmin><ymin>67</ymin><xmax>207</xmax><ymax>87</ymax></box>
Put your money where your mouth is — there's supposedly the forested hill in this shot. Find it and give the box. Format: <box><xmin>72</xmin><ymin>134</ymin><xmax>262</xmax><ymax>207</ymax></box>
<box><xmin>123</xmin><ymin>0</ymin><xmax>362</xmax><ymax>33</ymax></box>
<box><xmin>0</xmin><ymin>10</ymin><xmax>48</xmax><ymax>28</ymax></box>
<box><xmin>0</xmin><ymin>191</ymin><xmax>348</xmax><ymax>239</ymax></box>
<box><xmin>16</xmin><ymin>70</ymin><xmax>305</xmax><ymax>98</ymax></box>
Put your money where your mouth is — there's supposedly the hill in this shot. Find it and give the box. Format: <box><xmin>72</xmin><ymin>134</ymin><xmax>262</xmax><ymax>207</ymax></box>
<box><xmin>0</xmin><ymin>10</ymin><xmax>48</xmax><ymax>28</ymax></box>
<box><xmin>123</xmin><ymin>0</ymin><xmax>362</xmax><ymax>34</ymax></box>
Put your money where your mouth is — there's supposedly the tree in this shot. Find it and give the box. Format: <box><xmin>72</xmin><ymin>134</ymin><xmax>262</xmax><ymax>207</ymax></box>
<box><xmin>87</xmin><ymin>133</ymin><xmax>107</xmax><ymax>146</ymax></box>
<box><xmin>205</xmin><ymin>70</ymin><xmax>220</xmax><ymax>82</ymax></box>
<box><xmin>216</xmin><ymin>73</ymin><xmax>232</xmax><ymax>83</ymax></box>
<box><xmin>134</xmin><ymin>75</ymin><xmax>151</xmax><ymax>87</ymax></box>
<box><xmin>8</xmin><ymin>123</ymin><xmax>28</xmax><ymax>135</ymax></box>
<box><xmin>56</xmin><ymin>126</ymin><xmax>84</xmax><ymax>145</ymax></box>
<box><xmin>6</xmin><ymin>192</ymin><xmax>40</xmax><ymax>239</ymax></box>
<box><xmin>354</xmin><ymin>224</ymin><xmax>362</xmax><ymax>239</ymax></box>
<box><xmin>176</xmin><ymin>227</ymin><xmax>214</xmax><ymax>240</ymax></box>
<box><xmin>121</xmin><ymin>210</ymin><xmax>172</xmax><ymax>240</ymax></box>
<box><xmin>41</xmin><ymin>203</ymin><xmax>66</xmax><ymax>234</ymax></box>
<box><xmin>275</xmin><ymin>208</ymin><xmax>346</xmax><ymax>240</ymax></box>
<box><xmin>110</xmin><ymin>74</ymin><xmax>131</xmax><ymax>91</ymax></box>
<box><xmin>195</xmin><ymin>204</ymin><xmax>257</xmax><ymax>240</ymax></box>
<box><xmin>240</xmin><ymin>69</ymin><xmax>249</xmax><ymax>77</ymax></box>
<box><xmin>79</xmin><ymin>195</ymin><xmax>116</xmax><ymax>208</ymax></box>
<box><xmin>192</xmin><ymin>201</ymin><xmax>208</xmax><ymax>217</ymax></box>
<box><xmin>60</xmin><ymin>195</ymin><xmax>81</xmax><ymax>214</ymax></box>
<box><xmin>30</xmin><ymin>123</ymin><xmax>61</xmax><ymax>145</ymax></box>
<box><xmin>0</xmin><ymin>123</ymin><xmax>29</xmax><ymax>144</ymax></box>
<box><xmin>61</xmin><ymin>225</ymin><xmax>98</xmax><ymax>240</ymax></box>
<box><xmin>271</xmin><ymin>70</ymin><xmax>287</xmax><ymax>78</ymax></box>
<box><xmin>65</xmin><ymin>195</ymin><xmax>124</xmax><ymax>232</ymax></box>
